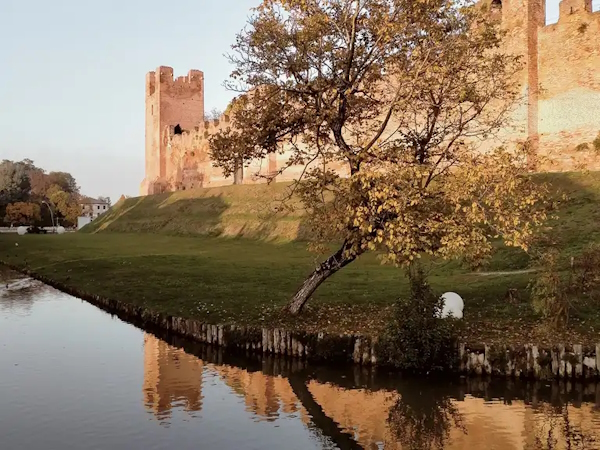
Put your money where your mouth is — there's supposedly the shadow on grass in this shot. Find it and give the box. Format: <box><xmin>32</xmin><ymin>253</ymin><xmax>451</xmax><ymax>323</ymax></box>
<box><xmin>81</xmin><ymin>193</ymin><xmax>230</xmax><ymax>236</ymax></box>
<box><xmin>81</xmin><ymin>183</ymin><xmax>318</xmax><ymax>242</ymax></box>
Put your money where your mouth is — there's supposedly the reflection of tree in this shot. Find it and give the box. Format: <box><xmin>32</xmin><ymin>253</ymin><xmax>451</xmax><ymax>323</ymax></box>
<box><xmin>387</xmin><ymin>383</ymin><xmax>465</xmax><ymax>450</ymax></box>
<box><xmin>532</xmin><ymin>402</ymin><xmax>598</xmax><ymax>450</ymax></box>
<box><xmin>288</xmin><ymin>374</ymin><xmax>364</xmax><ymax>450</ymax></box>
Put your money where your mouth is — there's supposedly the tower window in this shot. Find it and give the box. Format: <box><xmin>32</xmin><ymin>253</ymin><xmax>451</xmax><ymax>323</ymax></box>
<box><xmin>174</xmin><ymin>124</ymin><xmax>183</xmax><ymax>135</ymax></box>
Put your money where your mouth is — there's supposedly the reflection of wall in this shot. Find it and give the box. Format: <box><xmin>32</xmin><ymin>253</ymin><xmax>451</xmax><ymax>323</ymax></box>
<box><xmin>215</xmin><ymin>364</ymin><xmax>600</xmax><ymax>449</ymax></box>
<box><xmin>304</xmin><ymin>383</ymin><xmax>531</xmax><ymax>449</ymax></box>
<box><xmin>139</xmin><ymin>334</ymin><xmax>600</xmax><ymax>448</ymax></box>
<box><xmin>306</xmin><ymin>382</ymin><xmax>400</xmax><ymax>448</ymax></box>
<box><xmin>142</xmin><ymin>333</ymin><xmax>204</xmax><ymax>419</ymax></box>
<box><xmin>215</xmin><ymin>365</ymin><xmax>302</xmax><ymax>421</ymax></box>
<box><xmin>315</xmin><ymin>386</ymin><xmax>600</xmax><ymax>449</ymax></box>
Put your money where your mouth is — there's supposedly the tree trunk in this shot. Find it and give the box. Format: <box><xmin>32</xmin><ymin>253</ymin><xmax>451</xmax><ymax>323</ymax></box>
<box><xmin>233</xmin><ymin>158</ymin><xmax>244</xmax><ymax>185</ymax></box>
<box><xmin>288</xmin><ymin>374</ymin><xmax>363</xmax><ymax>449</ymax></box>
<box><xmin>286</xmin><ymin>241</ymin><xmax>357</xmax><ymax>315</ymax></box>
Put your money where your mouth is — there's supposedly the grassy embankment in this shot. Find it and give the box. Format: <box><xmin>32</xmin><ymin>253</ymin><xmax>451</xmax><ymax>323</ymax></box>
<box><xmin>1</xmin><ymin>173</ymin><xmax>599</xmax><ymax>345</ymax></box>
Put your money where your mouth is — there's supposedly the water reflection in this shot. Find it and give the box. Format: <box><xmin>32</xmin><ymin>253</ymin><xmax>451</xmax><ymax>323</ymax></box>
<box><xmin>143</xmin><ymin>334</ymin><xmax>204</xmax><ymax>422</ymax></box>
<box><xmin>217</xmin><ymin>362</ymin><xmax>300</xmax><ymax>421</ymax></box>
<box><xmin>0</xmin><ymin>267</ymin><xmax>46</xmax><ymax>316</ymax></box>
<box><xmin>147</xmin><ymin>332</ymin><xmax>600</xmax><ymax>449</ymax></box>
<box><xmin>3</xmin><ymin>267</ymin><xmax>600</xmax><ymax>450</ymax></box>
<box><xmin>386</xmin><ymin>383</ymin><xmax>465</xmax><ymax>449</ymax></box>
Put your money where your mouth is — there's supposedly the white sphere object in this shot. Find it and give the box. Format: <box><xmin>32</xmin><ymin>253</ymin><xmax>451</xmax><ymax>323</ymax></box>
<box><xmin>17</xmin><ymin>226</ymin><xmax>27</xmax><ymax>236</ymax></box>
<box><xmin>57</xmin><ymin>226</ymin><xmax>66</xmax><ymax>234</ymax></box>
<box><xmin>440</xmin><ymin>292</ymin><xmax>464</xmax><ymax>319</ymax></box>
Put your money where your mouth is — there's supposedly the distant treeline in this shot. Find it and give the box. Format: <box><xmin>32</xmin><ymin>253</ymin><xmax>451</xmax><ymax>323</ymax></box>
<box><xmin>0</xmin><ymin>159</ymin><xmax>103</xmax><ymax>227</ymax></box>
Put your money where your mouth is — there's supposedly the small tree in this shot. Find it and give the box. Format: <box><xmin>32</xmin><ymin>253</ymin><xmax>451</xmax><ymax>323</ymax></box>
<box><xmin>205</xmin><ymin>108</ymin><xmax>224</xmax><ymax>121</ymax></box>
<box><xmin>46</xmin><ymin>184</ymin><xmax>82</xmax><ymax>226</ymax></box>
<box><xmin>377</xmin><ymin>264</ymin><xmax>460</xmax><ymax>372</ymax></box>
<box><xmin>98</xmin><ymin>196</ymin><xmax>111</xmax><ymax>207</ymax></box>
<box><xmin>0</xmin><ymin>160</ymin><xmax>31</xmax><ymax>207</ymax></box>
<box><xmin>530</xmin><ymin>244</ymin><xmax>600</xmax><ymax>328</ymax></box>
<box><xmin>4</xmin><ymin>202</ymin><xmax>41</xmax><ymax>226</ymax></box>
<box><xmin>210</xmin><ymin>0</ymin><xmax>552</xmax><ymax>314</ymax></box>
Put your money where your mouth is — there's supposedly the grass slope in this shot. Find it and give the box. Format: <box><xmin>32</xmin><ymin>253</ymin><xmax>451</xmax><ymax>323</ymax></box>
<box><xmin>82</xmin><ymin>182</ymin><xmax>308</xmax><ymax>241</ymax></box>
<box><xmin>1</xmin><ymin>171</ymin><xmax>599</xmax><ymax>345</ymax></box>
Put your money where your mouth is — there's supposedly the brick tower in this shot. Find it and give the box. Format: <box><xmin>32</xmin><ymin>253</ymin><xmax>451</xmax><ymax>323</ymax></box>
<box><xmin>141</xmin><ymin>66</ymin><xmax>205</xmax><ymax>195</ymax></box>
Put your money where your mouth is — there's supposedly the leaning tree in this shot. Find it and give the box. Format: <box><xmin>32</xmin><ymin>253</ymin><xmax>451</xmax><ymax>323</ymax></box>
<box><xmin>209</xmin><ymin>0</ymin><xmax>552</xmax><ymax>314</ymax></box>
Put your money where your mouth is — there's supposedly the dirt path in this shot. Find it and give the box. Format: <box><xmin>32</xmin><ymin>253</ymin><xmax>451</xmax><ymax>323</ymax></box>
<box><xmin>474</xmin><ymin>268</ymin><xmax>538</xmax><ymax>277</ymax></box>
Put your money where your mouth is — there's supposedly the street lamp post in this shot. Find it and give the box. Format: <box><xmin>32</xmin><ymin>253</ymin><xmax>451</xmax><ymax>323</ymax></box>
<box><xmin>41</xmin><ymin>201</ymin><xmax>56</xmax><ymax>233</ymax></box>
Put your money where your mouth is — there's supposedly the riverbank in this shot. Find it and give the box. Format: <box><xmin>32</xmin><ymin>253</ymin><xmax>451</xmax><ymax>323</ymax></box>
<box><xmin>4</xmin><ymin>262</ymin><xmax>600</xmax><ymax>381</ymax></box>
<box><xmin>0</xmin><ymin>228</ymin><xmax>599</xmax><ymax>345</ymax></box>
<box><xmin>0</xmin><ymin>232</ymin><xmax>561</xmax><ymax>342</ymax></box>
<box><xmin>1</xmin><ymin>171</ymin><xmax>600</xmax><ymax>378</ymax></box>
<box><xmin>4</xmin><ymin>268</ymin><xmax>600</xmax><ymax>450</ymax></box>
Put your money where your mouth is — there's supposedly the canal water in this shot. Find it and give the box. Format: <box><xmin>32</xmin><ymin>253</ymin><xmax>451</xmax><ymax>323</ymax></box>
<box><xmin>2</xmin><ymin>267</ymin><xmax>600</xmax><ymax>450</ymax></box>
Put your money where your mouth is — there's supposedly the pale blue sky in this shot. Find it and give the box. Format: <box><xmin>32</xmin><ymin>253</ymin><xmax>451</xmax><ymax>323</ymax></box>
<box><xmin>0</xmin><ymin>0</ymin><xmax>597</xmax><ymax>201</ymax></box>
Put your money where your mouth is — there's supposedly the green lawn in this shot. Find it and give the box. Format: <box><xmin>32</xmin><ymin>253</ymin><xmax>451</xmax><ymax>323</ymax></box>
<box><xmin>0</xmin><ymin>231</ymin><xmax>590</xmax><ymax>346</ymax></box>
<box><xmin>81</xmin><ymin>182</ymin><xmax>308</xmax><ymax>241</ymax></box>
<box><xmin>1</xmin><ymin>171</ymin><xmax>599</xmax><ymax>346</ymax></box>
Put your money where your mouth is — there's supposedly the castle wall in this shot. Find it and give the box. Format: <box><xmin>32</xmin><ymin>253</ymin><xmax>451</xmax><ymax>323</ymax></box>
<box><xmin>164</xmin><ymin>121</ymin><xmax>223</xmax><ymax>191</ymax></box>
<box><xmin>142</xmin><ymin>0</ymin><xmax>600</xmax><ymax>196</ymax></box>
<box><xmin>162</xmin><ymin>117</ymin><xmax>273</xmax><ymax>190</ymax></box>
<box><xmin>156</xmin><ymin>113</ymin><xmax>350</xmax><ymax>190</ymax></box>
<box><xmin>537</xmin><ymin>6</ymin><xmax>600</xmax><ymax>170</ymax></box>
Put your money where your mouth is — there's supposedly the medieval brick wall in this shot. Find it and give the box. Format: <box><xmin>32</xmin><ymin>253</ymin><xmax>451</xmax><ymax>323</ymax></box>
<box><xmin>140</xmin><ymin>0</ymin><xmax>600</xmax><ymax>196</ymax></box>
<box><xmin>537</xmin><ymin>2</ymin><xmax>600</xmax><ymax>170</ymax></box>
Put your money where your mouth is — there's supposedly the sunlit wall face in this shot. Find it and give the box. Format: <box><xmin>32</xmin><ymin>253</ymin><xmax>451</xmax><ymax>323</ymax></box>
<box><xmin>546</xmin><ymin>0</ymin><xmax>600</xmax><ymax>24</ymax></box>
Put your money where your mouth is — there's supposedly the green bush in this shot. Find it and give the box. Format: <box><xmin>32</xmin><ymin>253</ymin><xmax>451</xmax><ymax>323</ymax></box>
<box><xmin>529</xmin><ymin>245</ymin><xmax>600</xmax><ymax>328</ymax></box>
<box><xmin>376</xmin><ymin>265</ymin><xmax>460</xmax><ymax>373</ymax></box>
<box><xmin>529</xmin><ymin>249</ymin><xmax>571</xmax><ymax>327</ymax></box>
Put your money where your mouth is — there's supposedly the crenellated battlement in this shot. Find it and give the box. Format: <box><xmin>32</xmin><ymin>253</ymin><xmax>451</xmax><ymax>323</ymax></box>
<box><xmin>155</xmin><ymin>66</ymin><xmax>204</xmax><ymax>87</ymax></box>
<box><xmin>558</xmin><ymin>0</ymin><xmax>594</xmax><ymax>20</ymax></box>
<box><xmin>482</xmin><ymin>0</ymin><xmax>599</xmax><ymax>28</ymax></box>
<box><xmin>146</xmin><ymin>71</ymin><xmax>156</xmax><ymax>96</ymax></box>
<box><xmin>145</xmin><ymin>67</ymin><xmax>204</xmax><ymax>99</ymax></box>
<box><xmin>542</xmin><ymin>7</ymin><xmax>600</xmax><ymax>34</ymax></box>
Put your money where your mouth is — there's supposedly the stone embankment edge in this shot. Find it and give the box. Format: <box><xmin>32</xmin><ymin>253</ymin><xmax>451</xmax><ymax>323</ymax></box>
<box><xmin>4</xmin><ymin>262</ymin><xmax>600</xmax><ymax>381</ymax></box>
